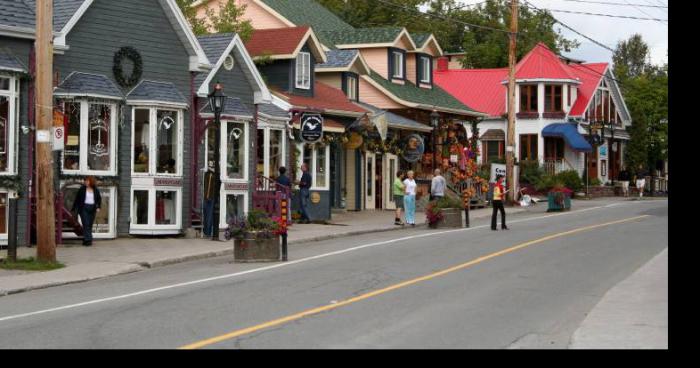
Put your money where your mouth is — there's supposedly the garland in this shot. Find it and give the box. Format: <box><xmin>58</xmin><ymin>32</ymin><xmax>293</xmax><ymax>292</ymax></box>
<box><xmin>113</xmin><ymin>47</ymin><xmax>143</xmax><ymax>88</ymax></box>
<box><xmin>0</xmin><ymin>176</ymin><xmax>25</xmax><ymax>197</ymax></box>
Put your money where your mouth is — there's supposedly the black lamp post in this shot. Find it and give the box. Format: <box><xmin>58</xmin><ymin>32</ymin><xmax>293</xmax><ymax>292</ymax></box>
<box><xmin>430</xmin><ymin>110</ymin><xmax>440</xmax><ymax>171</ymax></box>
<box><xmin>208</xmin><ymin>82</ymin><xmax>226</xmax><ymax>241</ymax></box>
<box><xmin>600</xmin><ymin>119</ymin><xmax>615</xmax><ymax>185</ymax></box>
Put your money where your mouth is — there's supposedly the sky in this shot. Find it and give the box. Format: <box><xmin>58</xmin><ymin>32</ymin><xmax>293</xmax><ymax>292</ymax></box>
<box><xmin>451</xmin><ymin>0</ymin><xmax>669</xmax><ymax>66</ymax></box>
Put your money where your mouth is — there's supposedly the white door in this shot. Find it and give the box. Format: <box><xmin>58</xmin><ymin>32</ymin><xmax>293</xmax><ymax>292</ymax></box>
<box><xmin>365</xmin><ymin>152</ymin><xmax>375</xmax><ymax>210</ymax></box>
<box><xmin>384</xmin><ymin>153</ymin><xmax>398</xmax><ymax>210</ymax></box>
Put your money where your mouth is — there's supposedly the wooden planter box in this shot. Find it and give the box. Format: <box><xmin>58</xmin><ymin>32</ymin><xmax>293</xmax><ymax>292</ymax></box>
<box><xmin>234</xmin><ymin>232</ymin><xmax>281</xmax><ymax>263</ymax></box>
<box><xmin>547</xmin><ymin>192</ymin><xmax>572</xmax><ymax>212</ymax></box>
<box><xmin>429</xmin><ymin>208</ymin><xmax>463</xmax><ymax>229</ymax></box>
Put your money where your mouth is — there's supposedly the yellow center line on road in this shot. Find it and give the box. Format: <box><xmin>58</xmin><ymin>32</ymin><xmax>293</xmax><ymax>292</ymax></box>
<box><xmin>178</xmin><ymin>215</ymin><xmax>650</xmax><ymax>350</ymax></box>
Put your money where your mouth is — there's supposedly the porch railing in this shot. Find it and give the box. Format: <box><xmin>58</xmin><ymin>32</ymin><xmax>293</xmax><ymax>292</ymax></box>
<box><xmin>252</xmin><ymin>175</ymin><xmax>292</xmax><ymax>223</ymax></box>
<box><xmin>543</xmin><ymin>158</ymin><xmax>576</xmax><ymax>176</ymax></box>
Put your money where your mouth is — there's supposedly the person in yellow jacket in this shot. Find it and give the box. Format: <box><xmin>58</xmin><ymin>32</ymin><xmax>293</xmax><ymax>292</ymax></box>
<box><xmin>491</xmin><ymin>175</ymin><xmax>509</xmax><ymax>231</ymax></box>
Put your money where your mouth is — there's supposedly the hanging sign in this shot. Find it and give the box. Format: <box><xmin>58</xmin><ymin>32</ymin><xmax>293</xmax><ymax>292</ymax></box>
<box><xmin>300</xmin><ymin>113</ymin><xmax>323</xmax><ymax>143</ymax></box>
<box><xmin>402</xmin><ymin>134</ymin><xmax>425</xmax><ymax>163</ymax></box>
<box><xmin>372</xmin><ymin>112</ymin><xmax>389</xmax><ymax>141</ymax></box>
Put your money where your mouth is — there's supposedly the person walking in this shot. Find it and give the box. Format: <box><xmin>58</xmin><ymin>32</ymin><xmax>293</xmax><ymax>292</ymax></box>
<box><xmin>491</xmin><ymin>175</ymin><xmax>508</xmax><ymax>231</ymax></box>
<box><xmin>403</xmin><ymin>170</ymin><xmax>417</xmax><ymax>227</ymax></box>
<box><xmin>392</xmin><ymin>171</ymin><xmax>405</xmax><ymax>225</ymax></box>
<box><xmin>71</xmin><ymin>176</ymin><xmax>102</xmax><ymax>246</ymax></box>
<box><xmin>431</xmin><ymin>169</ymin><xmax>446</xmax><ymax>201</ymax></box>
<box><xmin>618</xmin><ymin>168</ymin><xmax>630</xmax><ymax>197</ymax></box>
<box><xmin>298</xmin><ymin>163</ymin><xmax>312</xmax><ymax>223</ymax></box>
<box><xmin>635</xmin><ymin>165</ymin><xmax>647</xmax><ymax>199</ymax></box>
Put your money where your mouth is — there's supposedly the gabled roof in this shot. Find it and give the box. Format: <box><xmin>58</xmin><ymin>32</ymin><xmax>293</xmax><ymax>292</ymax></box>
<box><xmin>244</xmin><ymin>26</ymin><xmax>326</xmax><ymax>63</ymax></box>
<box><xmin>316</xmin><ymin>50</ymin><xmax>370</xmax><ymax>75</ymax></box>
<box><xmin>53</xmin><ymin>72</ymin><xmax>124</xmax><ymax>100</ymax></box>
<box><xmin>513</xmin><ymin>43</ymin><xmax>580</xmax><ymax>82</ymax></box>
<box><xmin>258</xmin><ymin>0</ymin><xmax>353</xmax><ymax>47</ymax></box>
<box><xmin>568</xmin><ymin>63</ymin><xmax>608</xmax><ymax>117</ymax></box>
<box><xmin>364</xmin><ymin>70</ymin><xmax>485</xmax><ymax>117</ymax></box>
<box><xmin>199</xmin><ymin>96</ymin><xmax>253</xmax><ymax>119</ymax></box>
<box><xmin>0</xmin><ymin>48</ymin><xmax>28</xmax><ymax>73</ymax></box>
<box><xmin>410</xmin><ymin>33</ymin><xmax>443</xmax><ymax>56</ymax></box>
<box><xmin>126</xmin><ymin>80</ymin><xmax>189</xmax><ymax>108</ymax></box>
<box><xmin>195</xmin><ymin>33</ymin><xmax>271</xmax><ymax>103</ymax></box>
<box><xmin>0</xmin><ymin>0</ymin><xmax>86</xmax><ymax>31</ymax></box>
<box><xmin>321</xmin><ymin>27</ymin><xmax>416</xmax><ymax>50</ymax></box>
<box><xmin>273</xmin><ymin>81</ymin><xmax>368</xmax><ymax>117</ymax></box>
<box><xmin>434</xmin><ymin>68</ymin><xmax>508</xmax><ymax>118</ymax></box>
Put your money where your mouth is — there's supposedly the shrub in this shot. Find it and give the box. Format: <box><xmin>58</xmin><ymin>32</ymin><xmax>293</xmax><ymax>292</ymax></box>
<box><xmin>519</xmin><ymin>159</ymin><xmax>545</xmax><ymax>185</ymax></box>
<box><xmin>554</xmin><ymin>170</ymin><xmax>583</xmax><ymax>192</ymax></box>
<box><xmin>589</xmin><ymin>178</ymin><xmax>602</xmax><ymax>186</ymax></box>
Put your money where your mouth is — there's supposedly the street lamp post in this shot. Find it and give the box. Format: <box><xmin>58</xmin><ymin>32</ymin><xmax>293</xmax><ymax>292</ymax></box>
<box><xmin>431</xmin><ymin>110</ymin><xmax>440</xmax><ymax>171</ymax></box>
<box><xmin>208</xmin><ymin>82</ymin><xmax>226</xmax><ymax>241</ymax></box>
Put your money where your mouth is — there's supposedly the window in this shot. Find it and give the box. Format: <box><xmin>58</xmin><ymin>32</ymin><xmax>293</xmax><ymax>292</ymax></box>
<box><xmin>205</xmin><ymin>120</ymin><xmax>248</xmax><ymax>181</ymax></box>
<box><xmin>0</xmin><ymin>75</ymin><xmax>18</xmax><ymax>175</ymax></box>
<box><xmin>345</xmin><ymin>74</ymin><xmax>358</xmax><ymax>101</ymax></box>
<box><xmin>62</xmin><ymin>184</ymin><xmax>116</xmax><ymax>238</ymax></box>
<box><xmin>132</xmin><ymin>107</ymin><xmax>183</xmax><ymax>176</ymax></box>
<box><xmin>483</xmin><ymin>141</ymin><xmax>504</xmax><ymax>162</ymax></box>
<box><xmin>420</xmin><ymin>55</ymin><xmax>432</xmax><ymax>84</ymax></box>
<box><xmin>130</xmin><ymin>187</ymin><xmax>182</xmax><ymax>233</ymax></box>
<box><xmin>520</xmin><ymin>85</ymin><xmax>538</xmax><ymax>112</ymax></box>
<box><xmin>297</xmin><ymin>143</ymin><xmax>330</xmax><ymax>190</ymax></box>
<box><xmin>295</xmin><ymin>52</ymin><xmax>311</xmax><ymax>90</ymax></box>
<box><xmin>268</xmin><ymin>129</ymin><xmax>284</xmax><ymax>178</ymax></box>
<box><xmin>60</xmin><ymin>100</ymin><xmax>117</xmax><ymax>175</ymax></box>
<box><xmin>392</xmin><ymin>50</ymin><xmax>404</xmax><ymax>79</ymax></box>
<box><xmin>0</xmin><ymin>96</ymin><xmax>11</xmax><ymax>172</ymax></box>
<box><xmin>0</xmin><ymin>192</ymin><xmax>6</xmax><ymax>236</ymax></box>
<box><xmin>225</xmin><ymin>193</ymin><xmax>246</xmax><ymax>226</ymax></box>
<box><xmin>519</xmin><ymin>134</ymin><xmax>539</xmax><ymax>161</ymax></box>
<box><xmin>132</xmin><ymin>190</ymin><xmax>150</xmax><ymax>225</ymax></box>
<box><xmin>544</xmin><ymin>85</ymin><xmax>563</xmax><ymax>112</ymax></box>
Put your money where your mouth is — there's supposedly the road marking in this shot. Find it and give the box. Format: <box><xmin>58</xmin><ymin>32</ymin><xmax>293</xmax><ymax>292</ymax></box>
<box><xmin>179</xmin><ymin>215</ymin><xmax>649</xmax><ymax>349</ymax></box>
<box><xmin>0</xmin><ymin>203</ymin><xmax>644</xmax><ymax>324</ymax></box>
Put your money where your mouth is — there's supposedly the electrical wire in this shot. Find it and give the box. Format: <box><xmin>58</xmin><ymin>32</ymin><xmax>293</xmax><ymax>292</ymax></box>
<box><xmin>539</xmin><ymin>8</ymin><xmax>668</xmax><ymax>21</ymax></box>
<box><xmin>619</xmin><ymin>0</ymin><xmax>667</xmax><ymax>24</ymax></box>
<box><xmin>556</xmin><ymin>0</ymin><xmax>667</xmax><ymax>8</ymax></box>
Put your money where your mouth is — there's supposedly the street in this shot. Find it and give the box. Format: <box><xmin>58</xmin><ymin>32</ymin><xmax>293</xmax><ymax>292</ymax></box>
<box><xmin>0</xmin><ymin>200</ymin><xmax>667</xmax><ymax>349</ymax></box>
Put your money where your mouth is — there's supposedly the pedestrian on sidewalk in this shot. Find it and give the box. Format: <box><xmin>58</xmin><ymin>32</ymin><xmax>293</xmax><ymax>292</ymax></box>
<box><xmin>618</xmin><ymin>168</ymin><xmax>630</xmax><ymax>197</ymax></box>
<box><xmin>392</xmin><ymin>170</ymin><xmax>405</xmax><ymax>225</ymax></box>
<box><xmin>431</xmin><ymin>169</ymin><xmax>446</xmax><ymax>201</ymax></box>
<box><xmin>71</xmin><ymin>176</ymin><xmax>102</xmax><ymax>246</ymax></box>
<box><xmin>491</xmin><ymin>175</ymin><xmax>508</xmax><ymax>231</ymax></box>
<box><xmin>635</xmin><ymin>165</ymin><xmax>647</xmax><ymax>199</ymax></box>
<box><xmin>403</xmin><ymin>170</ymin><xmax>417</xmax><ymax>227</ymax></box>
<box><xmin>297</xmin><ymin>163</ymin><xmax>312</xmax><ymax>223</ymax></box>
<box><xmin>276</xmin><ymin>166</ymin><xmax>291</xmax><ymax>188</ymax></box>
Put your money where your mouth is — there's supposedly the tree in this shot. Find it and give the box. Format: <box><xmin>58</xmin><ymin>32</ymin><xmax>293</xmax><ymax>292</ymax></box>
<box><xmin>612</xmin><ymin>34</ymin><xmax>650</xmax><ymax>82</ymax></box>
<box><xmin>317</xmin><ymin>0</ymin><xmax>428</xmax><ymax>30</ymax></box>
<box><xmin>177</xmin><ymin>0</ymin><xmax>253</xmax><ymax>40</ymax></box>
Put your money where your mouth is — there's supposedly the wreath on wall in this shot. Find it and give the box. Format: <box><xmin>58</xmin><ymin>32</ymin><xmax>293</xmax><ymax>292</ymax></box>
<box><xmin>113</xmin><ymin>47</ymin><xmax>143</xmax><ymax>88</ymax></box>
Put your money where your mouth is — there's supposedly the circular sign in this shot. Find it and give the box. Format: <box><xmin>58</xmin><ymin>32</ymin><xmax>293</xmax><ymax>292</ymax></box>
<box><xmin>310</xmin><ymin>192</ymin><xmax>321</xmax><ymax>204</ymax></box>
<box><xmin>344</xmin><ymin>132</ymin><xmax>363</xmax><ymax>149</ymax></box>
<box><xmin>301</xmin><ymin>113</ymin><xmax>323</xmax><ymax>143</ymax></box>
<box><xmin>54</xmin><ymin>127</ymin><xmax>63</xmax><ymax>140</ymax></box>
<box><xmin>224</xmin><ymin>55</ymin><xmax>235</xmax><ymax>71</ymax></box>
<box><xmin>402</xmin><ymin>134</ymin><xmax>425</xmax><ymax>163</ymax></box>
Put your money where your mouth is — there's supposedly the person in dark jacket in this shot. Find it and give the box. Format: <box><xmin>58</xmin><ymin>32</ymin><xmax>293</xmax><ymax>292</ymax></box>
<box><xmin>276</xmin><ymin>166</ymin><xmax>291</xmax><ymax>188</ymax></box>
<box><xmin>297</xmin><ymin>163</ymin><xmax>312</xmax><ymax>223</ymax></box>
<box><xmin>72</xmin><ymin>176</ymin><xmax>102</xmax><ymax>246</ymax></box>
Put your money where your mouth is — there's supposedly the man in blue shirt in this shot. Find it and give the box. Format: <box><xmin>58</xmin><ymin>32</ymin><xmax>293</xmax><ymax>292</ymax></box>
<box><xmin>298</xmin><ymin>163</ymin><xmax>312</xmax><ymax>223</ymax></box>
<box><xmin>276</xmin><ymin>166</ymin><xmax>291</xmax><ymax>187</ymax></box>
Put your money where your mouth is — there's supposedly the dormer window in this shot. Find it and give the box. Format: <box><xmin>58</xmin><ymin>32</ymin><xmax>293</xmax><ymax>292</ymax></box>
<box><xmin>389</xmin><ymin>49</ymin><xmax>405</xmax><ymax>80</ymax></box>
<box><xmin>295</xmin><ymin>52</ymin><xmax>311</xmax><ymax>90</ymax></box>
<box><xmin>343</xmin><ymin>72</ymin><xmax>359</xmax><ymax>101</ymax></box>
<box><xmin>418</xmin><ymin>55</ymin><xmax>432</xmax><ymax>85</ymax></box>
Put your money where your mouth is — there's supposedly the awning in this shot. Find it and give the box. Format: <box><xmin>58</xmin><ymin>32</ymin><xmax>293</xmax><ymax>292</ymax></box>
<box><xmin>199</xmin><ymin>97</ymin><xmax>253</xmax><ymax>119</ymax></box>
<box><xmin>542</xmin><ymin>123</ymin><xmax>592</xmax><ymax>152</ymax></box>
<box><xmin>54</xmin><ymin>72</ymin><xmax>124</xmax><ymax>100</ymax></box>
<box><xmin>127</xmin><ymin>80</ymin><xmax>189</xmax><ymax>109</ymax></box>
<box><xmin>481</xmin><ymin>129</ymin><xmax>505</xmax><ymax>141</ymax></box>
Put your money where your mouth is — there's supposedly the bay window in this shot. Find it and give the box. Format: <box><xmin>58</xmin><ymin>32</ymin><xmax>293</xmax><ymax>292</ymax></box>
<box><xmin>256</xmin><ymin>127</ymin><xmax>286</xmax><ymax>179</ymax></box>
<box><xmin>130</xmin><ymin>186</ymin><xmax>182</xmax><ymax>232</ymax></box>
<box><xmin>0</xmin><ymin>75</ymin><xmax>19</xmax><ymax>175</ymax></box>
<box><xmin>60</xmin><ymin>100</ymin><xmax>117</xmax><ymax>175</ymax></box>
<box><xmin>205</xmin><ymin>120</ymin><xmax>249</xmax><ymax>181</ymax></box>
<box><xmin>131</xmin><ymin>107</ymin><xmax>183</xmax><ymax>176</ymax></box>
<box><xmin>219</xmin><ymin>191</ymin><xmax>248</xmax><ymax>228</ymax></box>
<box><xmin>297</xmin><ymin>143</ymin><xmax>330</xmax><ymax>190</ymax></box>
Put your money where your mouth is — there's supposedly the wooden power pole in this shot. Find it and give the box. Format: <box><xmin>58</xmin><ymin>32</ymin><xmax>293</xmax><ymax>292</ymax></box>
<box><xmin>506</xmin><ymin>0</ymin><xmax>518</xmax><ymax>204</ymax></box>
<box><xmin>35</xmin><ymin>0</ymin><xmax>57</xmax><ymax>262</ymax></box>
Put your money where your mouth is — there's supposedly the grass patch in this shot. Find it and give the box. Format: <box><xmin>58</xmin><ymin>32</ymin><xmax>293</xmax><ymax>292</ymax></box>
<box><xmin>0</xmin><ymin>257</ymin><xmax>65</xmax><ymax>271</ymax></box>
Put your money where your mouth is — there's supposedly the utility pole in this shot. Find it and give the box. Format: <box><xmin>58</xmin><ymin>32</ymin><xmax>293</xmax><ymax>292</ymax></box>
<box><xmin>506</xmin><ymin>0</ymin><xmax>518</xmax><ymax>204</ymax></box>
<box><xmin>35</xmin><ymin>0</ymin><xmax>57</xmax><ymax>262</ymax></box>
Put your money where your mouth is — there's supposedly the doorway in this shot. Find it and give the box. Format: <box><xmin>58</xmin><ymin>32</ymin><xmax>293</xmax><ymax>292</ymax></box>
<box><xmin>365</xmin><ymin>152</ymin><xmax>375</xmax><ymax>210</ymax></box>
<box><xmin>375</xmin><ymin>153</ymin><xmax>383</xmax><ymax>209</ymax></box>
<box><xmin>383</xmin><ymin>153</ymin><xmax>399</xmax><ymax>210</ymax></box>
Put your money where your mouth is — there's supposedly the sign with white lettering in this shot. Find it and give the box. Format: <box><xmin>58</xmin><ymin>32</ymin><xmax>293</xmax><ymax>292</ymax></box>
<box><xmin>490</xmin><ymin>163</ymin><xmax>507</xmax><ymax>184</ymax></box>
<box><xmin>300</xmin><ymin>113</ymin><xmax>323</xmax><ymax>143</ymax></box>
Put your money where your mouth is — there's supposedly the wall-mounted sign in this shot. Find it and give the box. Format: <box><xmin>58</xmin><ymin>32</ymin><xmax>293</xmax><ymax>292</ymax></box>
<box><xmin>345</xmin><ymin>132</ymin><xmax>363</xmax><ymax>149</ymax></box>
<box><xmin>599</xmin><ymin>145</ymin><xmax>608</xmax><ymax>158</ymax></box>
<box><xmin>300</xmin><ymin>113</ymin><xmax>323</xmax><ymax>143</ymax></box>
<box><xmin>310</xmin><ymin>192</ymin><xmax>321</xmax><ymax>204</ymax></box>
<box><xmin>402</xmin><ymin>134</ymin><xmax>425</xmax><ymax>163</ymax></box>
<box><xmin>225</xmin><ymin>182</ymin><xmax>248</xmax><ymax>191</ymax></box>
<box><xmin>154</xmin><ymin>178</ymin><xmax>182</xmax><ymax>187</ymax></box>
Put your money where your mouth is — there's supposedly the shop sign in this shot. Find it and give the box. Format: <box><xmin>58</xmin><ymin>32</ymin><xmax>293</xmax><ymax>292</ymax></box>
<box><xmin>154</xmin><ymin>178</ymin><xmax>182</xmax><ymax>187</ymax></box>
<box><xmin>225</xmin><ymin>182</ymin><xmax>248</xmax><ymax>191</ymax></box>
<box><xmin>599</xmin><ymin>145</ymin><xmax>608</xmax><ymax>158</ymax></box>
<box><xmin>311</xmin><ymin>192</ymin><xmax>321</xmax><ymax>204</ymax></box>
<box><xmin>490</xmin><ymin>163</ymin><xmax>506</xmax><ymax>184</ymax></box>
<box><xmin>300</xmin><ymin>113</ymin><xmax>323</xmax><ymax>143</ymax></box>
<box><xmin>402</xmin><ymin>134</ymin><xmax>425</xmax><ymax>163</ymax></box>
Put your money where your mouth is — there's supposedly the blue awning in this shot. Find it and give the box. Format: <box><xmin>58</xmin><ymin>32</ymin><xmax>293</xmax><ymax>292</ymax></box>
<box><xmin>542</xmin><ymin>123</ymin><xmax>592</xmax><ymax>152</ymax></box>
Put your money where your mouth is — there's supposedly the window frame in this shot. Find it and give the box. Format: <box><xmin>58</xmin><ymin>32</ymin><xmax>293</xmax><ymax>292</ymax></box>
<box><xmin>60</xmin><ymin>100</ymin><xmax>118</xmax><ymax>176</ymax></box>
<box><xmin>519</xmin><ymin>85</ymin><xmax>538</xmax><ymax>113</ymax></box>
<box><xmin>129</xmin><ymin>186</ymin><xmax>183</xmax><ymax>233</ymax></box>
<box><xmin>218</xmin><ymin>190</ymin><xmax>249</xmax><ymax>229</ymax></box>
<box><xmin>60</xmin><ymin>183</ymin><xmax>117</xmax><ymax>239</ymax></box>
<box><xmin>544</xmin><ymin>84</ymin><xmax>563</xmax><ymax>112</ymax></box>
<box><xmin>295</xmin><ymin>51</ymin><xmax>311</xmax><ymax>90</ymax></box>
<box><xmin>130</xmin><ymin>106</ymin><xmax>184</xmax><ymax>177</ymax></box>
<box><xmin>296</xmin><ymin>143</ymin><xmax>330</xmax><ymax>191</ymax></box>
<box><xmin>204</xmin><ymin>119</ymin><xmax>250</xmax><ymax>183</ymax></box>
<box><xmin>0</xmin><ymin>75</ymin><xmax>19</xmax><ymax>176</ymax></box>
<box><xmin>419</xmin><ymin>55</ymin><xmax>432</xmax><ymax>84</ymax></box>
<box><xmin>0</xmin><ymin>191</ymin><xmax>8</xmax><ymax>238</ymax></box>
<box><xmin>519</xmin><ymin>134</ymin><xmax>539</xmax><ymax>161</ymax></box>
<box><xmin>391</xmin><ymin>49</ymin><xmax>405</xmax><ymax>80</ymax></box>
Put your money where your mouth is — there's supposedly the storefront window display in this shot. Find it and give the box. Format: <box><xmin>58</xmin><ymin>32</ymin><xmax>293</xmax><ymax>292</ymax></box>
<box><xmin>132</xmin><ymin>107</ymin><xmax>182</xmax><ymax>176</ymax></box>
<box><xmin>0</xmin><ymin>75</ymin><xmax>18</xmax><ymax>174</ymax></box>
<box><xmin>61</xmin><ymin>101</ymin><xmax>117</xmax><ymax>175</ymax></box>
<box><xmin>62</xmin><ymin>184</ymin><xmax>117</xmax><ymax>238</ymax></box>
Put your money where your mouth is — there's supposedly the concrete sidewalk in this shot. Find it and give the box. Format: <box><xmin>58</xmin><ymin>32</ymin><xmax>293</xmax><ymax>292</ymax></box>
<box><xmin>570</xmin><ymin>248</ymin><xmax>668</xmax><ymax>349</ymax></box>
<box><xmin>0</xmin><ymin>206</ymin><xmax>523</xmax><ymax>296</ymax></box>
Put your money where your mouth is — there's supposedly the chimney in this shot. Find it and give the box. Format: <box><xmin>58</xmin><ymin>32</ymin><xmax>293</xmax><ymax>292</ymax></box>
<box><xmin>437</xmin><ymin>56</ymin><xmax>449</xmax><ymax>72</ymax></box>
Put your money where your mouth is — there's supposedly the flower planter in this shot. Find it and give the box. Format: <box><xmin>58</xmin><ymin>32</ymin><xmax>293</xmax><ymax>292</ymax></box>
<box><xmin>234</xmin><ymin>232</ymin><xmax>281</xmax><ymax>263</ymax></box>
<box><xmin>547</xmin><ymin>192</ymin><xmax>571</xmax><ymax>212</ymax></box>
<box><xmin>429</xmin><ymin>208</ymin><xmax>463</xmax><ymax>229</ymax></box>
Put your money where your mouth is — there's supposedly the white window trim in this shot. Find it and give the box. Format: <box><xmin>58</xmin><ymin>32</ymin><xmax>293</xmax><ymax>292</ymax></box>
<box><xmin>295</xmin><ymin>52</ymin><xmax>311</xmax><ymax>90</ymax></box>
<box><xmin>129</xmin><ymin>186</ymin><xmax>183</xmax><ymax>233</ymax></box>
<box><xmin>61</xmin><ymin>101</ymin><xmax>118</xmax><ymax>176</ymax></box>
<box><xmin>0</xmin><ymin>75</ymin><xmax>18</xmax><ymax>176</ymax></box>
<box><xmin>392</xmin><ymin>51</ymin><xmax>404</xmax><ymax>79</ymax></box>
<box><xmin>0</xmin><ymin>190</ymin><xmax>13</xmax><ymax>239</ymax></box>
<box><xmin>296</xmin><ymin>143</ymin><xmax>330</xmax><ymax>191</ymax></box>
<box><xmin>218</xmin><ymin>190</ymin><xmax>249</xmax><ymax>229</ymax></box>
<box><xmin>346</xmin><ymin>75</ymin><xmax>358</xmax><ymax>101</ymax></box>
<box><xmin>130</xmin><ymin>106</ymin><xmax>184</xmax><ymax>177</ymax></box>
<box><xmin>420</xmin><ymin>56</ymin><xmax>431</xmax><ymax>84</ymax></box>
<box><xmin>204</xmin><ymin>120</ymin><xmax>250</xmax><ymax>183</ymax></box>
<box><xmin>61</xmin><ymin>184</ymin><xmax>117</xmax><ymax>239</ymax></box>
<box><xmin>259</xmin><ymin>127</ymin><xmax>287</xmax><ymax>178</ymax></box>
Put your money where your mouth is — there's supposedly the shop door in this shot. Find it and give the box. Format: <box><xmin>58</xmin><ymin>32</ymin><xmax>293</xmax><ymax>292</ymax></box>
<box><xmin>365</xmin><ymin>152</ymin><xmax>375</xmax><ymax>210</ymax></box>
<box><xmin>587</xmin><ymin>148</ymin><xmax>599</xmax><ymax>181</ymax></box>
<box><xmin>375</xmin><ymin>153</ymin><xmax>383</xmax><ymax>209</ymax></box>
<box><xmin>384</xmin><ymin>153</ymin><xmax>399</xmax><ymax>210</ymax></box>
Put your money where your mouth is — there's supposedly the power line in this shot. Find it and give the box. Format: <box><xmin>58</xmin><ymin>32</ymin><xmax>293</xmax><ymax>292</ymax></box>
<box><xmin>619</xmin><ymin>0</ymin><xmax>667</xmax><ymax>24</ymax></box>
<box><xmin>542</xmin><ymin>8</ymin><xmax>668</xmax><ymax>21</ymax></box>
<box><xmin>556</xmin><ymin>0</ymin><xmax>667</xmax><ymax>8</ymax></box>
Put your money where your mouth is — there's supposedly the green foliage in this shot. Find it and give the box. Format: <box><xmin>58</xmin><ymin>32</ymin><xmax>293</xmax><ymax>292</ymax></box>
<box><xmin>554</xmin><ymin>170</ymin><xmax>583</xmax><ymax>192</ymax></box>
<box><xmin>0</xmin><ymin>258</ymin><xmax>65</xmax><ymax>271</ymax></box>
<box><xmin>518</xmin><ymin>159</ymin><xmax>544</xmax><ymax>185</ymax></box>
<box><xmin>177</xmin><ymin>0</ymin><xmax>253</xmax><ymax>40</ymax></box>
<box><xmin>589</xmin><ymin>177</ymin><xmax>602</xmax><ymax>186</ymax></box>
<box><xmin>431</xmin><ymin>196</ymin><xmax>464</xmax><ymax>209</ymax></box>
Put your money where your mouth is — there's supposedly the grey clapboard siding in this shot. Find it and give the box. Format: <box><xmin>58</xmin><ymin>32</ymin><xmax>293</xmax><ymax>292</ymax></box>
<box><xmin>259</xmin><ymin>60</ymin><xmax>291</xmax><ymax>93</ymax></box>
<box><xmin>55</xmin><ymin>0</ymin><xmax>194</xmax><ymax>236</ymax></box>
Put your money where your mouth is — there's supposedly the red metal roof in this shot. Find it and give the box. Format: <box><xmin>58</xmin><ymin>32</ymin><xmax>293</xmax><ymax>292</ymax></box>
<box><xmin>244</xmin><ymin>26</ymin><xmax>310</xmax><ymax>57</ymax></box>
<box><xmin>515</xmin><ymin>42</ymin><xmax>579</xmax><ymax>81</ymax></box>
<box><xmin>434</xmin><ymin>68</ymin><xmax>508</xmax><ymax>117</ymax></box>
<box><xmin>568</xmin><ymin>63</ymin><xmax>608</xmax><ymax>116</ymax></box>
<box><xmin>275</xmin><ymin>81</ymin><xmax>369</xmax><ymax>115</ymax></box>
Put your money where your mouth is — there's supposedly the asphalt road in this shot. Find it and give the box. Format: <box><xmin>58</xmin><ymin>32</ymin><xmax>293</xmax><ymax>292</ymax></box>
<box><xmin>0</xmin><ymin>199</ymin><xmax>668</xmax><ymax>349</ymax></box>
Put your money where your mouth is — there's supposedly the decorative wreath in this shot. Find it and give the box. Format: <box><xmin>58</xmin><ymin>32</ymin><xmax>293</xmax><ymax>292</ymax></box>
<box><xmin>113</xmin><ymin>47</ymin><xmax>143</xmax><ymax>88</ymax></box>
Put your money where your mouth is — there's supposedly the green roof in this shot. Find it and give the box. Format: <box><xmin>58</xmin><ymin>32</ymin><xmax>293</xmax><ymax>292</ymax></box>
<box><xmin>411</xmin><ymin>33</ymin><xmax>431</xmax><ymax>48</ymax></box>
<box><xmin>367</xmin><ymin>70</ymin><xmax>483</xmax><ymax>117</ymax></box>
<box><xmin>320</xmin><ymin>27</ymin><xmax>405</xmax><ymax>46</ymax></box>
<box><xmin>259</xmin><ymin>0</ymin><xmax>353</xmax><ymax>47</ymax></box>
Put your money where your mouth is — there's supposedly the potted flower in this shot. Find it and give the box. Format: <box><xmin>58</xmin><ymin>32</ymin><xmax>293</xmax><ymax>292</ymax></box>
<box><xmin>547</xmin><ymin>184</ymin><xmax>573</xmax><ymax>212</ymax></box>
<box><xmin>426</xmin><ymin>197</ymin><xmax>464</xmax><ymax>229</ymax></box>
<box><xmin>226</xmin><ymin>210</ymin><xmax>282</xmax><ymax>262</ymax></box>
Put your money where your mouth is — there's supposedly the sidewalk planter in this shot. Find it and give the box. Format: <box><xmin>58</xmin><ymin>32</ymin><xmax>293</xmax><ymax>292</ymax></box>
<box><xmin>426</xmin><ymin>197</ymin><xmax>465</xmax><ymax>229</ymax></box>
<box><xmin>429</xmin><ymin>208</ymin><xmax>463</xmax><ymax>229</ymax></box>
<box><xmin>234</xmin><ymin>233</ymin><xmax>281</xmax><ymax>263</ymax></box>
<box><xmin>547</xmin><ymin>191</ymin><xmax>572</xmax><ymax>212</ymax></box>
